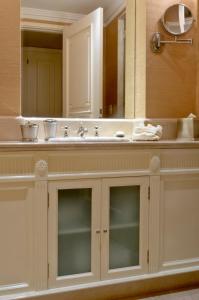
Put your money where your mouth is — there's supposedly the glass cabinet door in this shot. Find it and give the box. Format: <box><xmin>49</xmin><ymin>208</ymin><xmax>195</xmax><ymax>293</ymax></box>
<box><xmin>58</xmin><ymin>188</ymin><xmax>92</xmax><ymax>276</ymax></box>
<box><xmin>48</xmin><ymin>179</ymin><xmax>101</xmax><ymax>288</ymax></box>
<box><xmin>101</xmin><ymin>177</ymin><xmax>149</xmax><ymax>279</ymax></box>
<box><xmin>109</xmin><ymin>185</ymin><xmax>140</xmax><ymax>270</ymax></box>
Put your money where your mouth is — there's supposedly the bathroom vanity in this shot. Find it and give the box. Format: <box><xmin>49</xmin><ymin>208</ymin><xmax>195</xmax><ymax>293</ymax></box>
<box><xmin>0</xmin><ymin>138</ymin><xmax>199</xmax><ymax>299</ymax></box>
<box><xmin>0</xmin><ymin>0</ymin><xmax>198</xmax><ymax>298</ymax></box>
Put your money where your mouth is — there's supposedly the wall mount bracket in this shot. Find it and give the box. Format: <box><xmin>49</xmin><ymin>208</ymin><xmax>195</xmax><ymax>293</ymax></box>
<box><xmin>151</xmin><ymin>32</ymin><xmax>193</xmax><ymax>53</ymax></box>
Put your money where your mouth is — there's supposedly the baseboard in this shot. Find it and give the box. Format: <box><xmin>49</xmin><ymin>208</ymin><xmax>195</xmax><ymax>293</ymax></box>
<box><xmin>18</xmin><ymin>270</ymin><xmax>199</xmax><ymax>300</ymax></box>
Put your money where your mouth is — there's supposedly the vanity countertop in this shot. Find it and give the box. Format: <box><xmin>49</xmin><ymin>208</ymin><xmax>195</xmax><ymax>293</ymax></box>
<box><xmin>0</xmin><ymin>139</ymin><xmax>199</xmax><ymax>151</ymax></box>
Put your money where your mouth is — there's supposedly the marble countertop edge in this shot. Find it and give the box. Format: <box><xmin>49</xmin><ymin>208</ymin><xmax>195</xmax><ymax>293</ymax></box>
<box><xmin>0</xmin><ymin>139</ymin><xmax>199</xmax><ymax>151</ymax></box>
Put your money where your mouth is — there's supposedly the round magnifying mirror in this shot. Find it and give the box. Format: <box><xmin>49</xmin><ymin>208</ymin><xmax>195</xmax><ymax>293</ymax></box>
<box><xmin>162</xmin><ymin>4</ymin><xmax>194</xmax><ymax>35</ymax></box>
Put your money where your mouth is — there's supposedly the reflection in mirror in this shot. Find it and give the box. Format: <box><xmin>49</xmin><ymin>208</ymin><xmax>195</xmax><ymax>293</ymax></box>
<box><xmin>21</xmin><ymin>0</ymin><xmax>126</xmax><ymax>119</ymax></box>
<box><xmin>162</xmin><ymin>4</ymin><xmax>193</xmax><ymax>35</ymax></box>
<box><xmin>22</xmin><ymin>31</ymin><xmax>63</xmax><ymax>117</ymax></box>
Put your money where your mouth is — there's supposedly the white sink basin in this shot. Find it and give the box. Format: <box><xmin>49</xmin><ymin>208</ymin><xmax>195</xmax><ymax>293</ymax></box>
<box><xmin>48</xmin><ymin>136</ymin><xmax>130</xmax><ymax>143</ymax></box>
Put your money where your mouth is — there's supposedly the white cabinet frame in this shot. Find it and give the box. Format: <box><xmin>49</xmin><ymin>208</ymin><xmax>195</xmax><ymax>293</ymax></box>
<box><xmin>48</xmin><ymin>176</ymin><xmax>150</xmax><ymax>288</ymax></box>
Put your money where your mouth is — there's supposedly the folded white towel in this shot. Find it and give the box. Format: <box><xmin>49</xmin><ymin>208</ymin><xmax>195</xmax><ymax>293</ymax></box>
<box><xmin>132</xmin><ymin>124</ymin><xmax>162</xmax><ymax>141</ymax></box>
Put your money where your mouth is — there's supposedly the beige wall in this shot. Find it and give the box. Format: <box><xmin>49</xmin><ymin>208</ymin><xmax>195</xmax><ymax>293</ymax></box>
<box><xmin>196</xmin><ymin>3</ymin><xmax>199</xmax><ymax>116</ymax></box>
<box><xmin>0</xmin><ymin>0</ymin><xmax>20</xmax><ymax>116</ymax></box>
<box><xmin>146</xmin><ymin>0</ymin><xmax>198</xmax><ymax>118</ymax></box>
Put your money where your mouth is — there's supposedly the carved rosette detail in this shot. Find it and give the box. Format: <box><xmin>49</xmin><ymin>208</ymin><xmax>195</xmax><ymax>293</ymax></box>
<box><xmin>150</xmin><ymin>155</ymin><xmax>160</xmax><ymax>173</ymax></box>
<box><xmin>35</xmin><ymin>160</ymin><xmax>48</xmax><ymax>177</ymax></box>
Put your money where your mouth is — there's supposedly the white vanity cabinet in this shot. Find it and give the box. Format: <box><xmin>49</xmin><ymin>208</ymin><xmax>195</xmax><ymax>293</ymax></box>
<box><xmin>158</xmin><ymin>174</ymin><xmax>199</xmax><ymax>271</ymax></box>
<box><xmin>48</xmin><ymin>176</ymin><xmax>149</xmax><ymax>288</ymax></box>
<box><xmin>0</xmin><ymin>146</ymin><xmax>199</xmax><ymax>299</ymax></box>
<box><xmin>0</xmin><ymin>181</ymin><xmax>39</xmax><ymax>295</ymax></box>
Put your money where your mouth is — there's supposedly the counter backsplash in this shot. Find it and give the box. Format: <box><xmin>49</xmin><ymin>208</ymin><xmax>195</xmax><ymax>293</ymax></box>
<box><xmin>0</xmin><ymin>116</ymin><xmax>198</xmax><ymax>142</ymax></box>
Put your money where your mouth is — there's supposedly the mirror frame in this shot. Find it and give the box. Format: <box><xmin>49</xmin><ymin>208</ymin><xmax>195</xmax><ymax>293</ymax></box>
<box><xmin>161</xmin><ymin>3</ymin><xmax>194</xmax><ymax>36</ymax></box>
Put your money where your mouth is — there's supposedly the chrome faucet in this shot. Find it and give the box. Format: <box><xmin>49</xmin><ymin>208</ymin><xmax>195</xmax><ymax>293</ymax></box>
<box><xmin>77</xmin><ymin>124</ymin><xmax>88</xmax><ymax>137</ymax></box>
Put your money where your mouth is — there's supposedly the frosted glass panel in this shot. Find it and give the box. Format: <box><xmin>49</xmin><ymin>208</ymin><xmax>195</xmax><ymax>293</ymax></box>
<box><xmin>58</xmin><ymin>188</ymin><xmax>91</xmax><ymax>276</ymax></box>
<box><xmin>109</xmin><ymin>186</ymin><xmax>140</xmax><ymax>269</ymax></box>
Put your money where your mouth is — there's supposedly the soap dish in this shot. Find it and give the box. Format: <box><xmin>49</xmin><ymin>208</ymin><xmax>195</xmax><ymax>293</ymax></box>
<box><xmin>115</xmin><ymin>131</ymin><xmax>125</xmax><ymax>138</ymax></box>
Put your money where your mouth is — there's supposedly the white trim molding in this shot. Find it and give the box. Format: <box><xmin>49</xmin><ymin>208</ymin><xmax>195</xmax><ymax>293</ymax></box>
<box><xmin>21</xmin><ymin>7</ymin><xmax>84</xmax><ymax>24</ymax></box>
<box><xmin>104</xmin><ymin>2</ymin><xmax>126</xmax><ymax>26</ymax></box>
<box><xmin>21</xmin><ymin>21</ymin><xmax>64</xmax><ymax>33</ymax></box>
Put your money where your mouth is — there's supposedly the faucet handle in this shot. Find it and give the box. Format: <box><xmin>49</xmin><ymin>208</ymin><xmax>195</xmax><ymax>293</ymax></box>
<box><xmin>94</xmin><ymin>125</ymin><xmax>99</xmax><ymax>137</ymax></box>
<box><xmin>64</xmin><ymin>125</ymin><xmax>69</xmax><ymax>137</ymax></box>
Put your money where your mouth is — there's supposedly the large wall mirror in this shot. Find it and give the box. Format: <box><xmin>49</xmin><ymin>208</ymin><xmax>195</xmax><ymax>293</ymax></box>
<box><xmin>20</xmin><ymin>0</ymin><xmax>134</xmax><ymax>119</ymax></box>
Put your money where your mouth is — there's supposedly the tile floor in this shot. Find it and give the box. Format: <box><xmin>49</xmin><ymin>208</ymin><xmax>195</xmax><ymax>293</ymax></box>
<box><xmin>139</xmin><ymin>289</ymin><xmax>199</xmax><ymax>300</ymax></box>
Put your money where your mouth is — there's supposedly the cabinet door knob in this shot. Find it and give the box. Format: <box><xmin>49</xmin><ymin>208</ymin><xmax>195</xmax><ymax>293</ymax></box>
<box><xmin>96</xmin><ymin>230</ymin><xmax>101</xmax><ymax>234</ymax></box>
<box><xmin>103</xmin><ymin>229</ymin><xmax>108</xmax><ymax>233</ymax></box>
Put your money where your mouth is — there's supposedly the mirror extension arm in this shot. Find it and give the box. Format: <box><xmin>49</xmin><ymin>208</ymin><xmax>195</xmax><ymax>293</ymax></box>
<box><xmin>151</xmin><ymin>32</ymin><xmax>193</xmax><ymax>53</ymax></box>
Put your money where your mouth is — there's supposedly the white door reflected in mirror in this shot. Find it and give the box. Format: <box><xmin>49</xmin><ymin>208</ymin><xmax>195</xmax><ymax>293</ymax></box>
<box><xmin>21</xmin><ymin>0</ymin><xmax>127</xmax><ymax>119</ymax></box>
<box><xmin>63</xmin><ymin>8</ymin><xmax>103</xmax><ymax>118</ymax></box>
